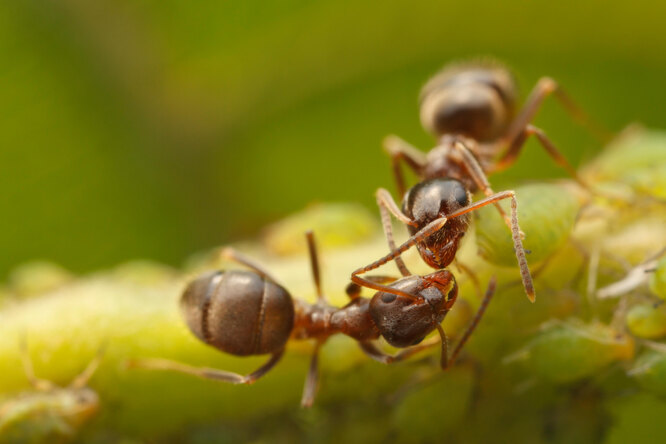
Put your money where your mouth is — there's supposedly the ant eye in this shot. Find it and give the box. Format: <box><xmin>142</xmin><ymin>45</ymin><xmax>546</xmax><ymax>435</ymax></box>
<box><xmin>454</xmin><ymin>186</ymin><xmax>468</xmax><ymax>206</ymax></box>
<box><xmin>381</xmin><ymin>293</ymin><xmax>397</xmax><ymax>303</ymax></box>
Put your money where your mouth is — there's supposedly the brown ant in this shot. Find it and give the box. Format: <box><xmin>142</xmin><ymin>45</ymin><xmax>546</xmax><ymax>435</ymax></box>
<box><xmin>352</xmin><ymin>60</ymin><xmax>610</xmax><ymax>303</ymax></box>
<box><xmin>128</xmin><ymin>231</ymin><xmax>497</xmax><ymax>407</ymax></box>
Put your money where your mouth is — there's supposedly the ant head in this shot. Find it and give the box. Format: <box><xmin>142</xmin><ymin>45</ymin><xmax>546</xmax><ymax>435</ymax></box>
<box><xmin>419</xmin><ymin>61</ymin><xmax>517</xmax><ymax>141</ymax></box>
<box><xmin>403</xmin><ymin>178</ymin><xmax>472</xmax><ymax>269</ymax></box>
<box><xmin>369</xmin><ymin>270</ymin><xmax>458</xmax><ymax>348</ymax></box>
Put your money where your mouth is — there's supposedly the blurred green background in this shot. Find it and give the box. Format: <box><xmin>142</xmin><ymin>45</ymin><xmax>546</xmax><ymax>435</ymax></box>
<box><xmin>1</xmin><ymin>0</ymin><xmax>665</xmax><ymax>278</ymax></box>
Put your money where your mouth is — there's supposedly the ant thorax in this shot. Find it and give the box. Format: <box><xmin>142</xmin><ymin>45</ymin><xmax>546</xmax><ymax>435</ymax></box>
<box><xmin>423</xmin><ymin>135</ymin><xmax>487</xmax><ymax>192</ymax></box>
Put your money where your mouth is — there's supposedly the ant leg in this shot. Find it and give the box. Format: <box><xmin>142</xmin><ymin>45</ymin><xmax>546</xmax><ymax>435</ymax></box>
<box><xmin>300</xmin><ymin>341</ymin><xmax>322</xmax><ymax>408</ymax></box>
<box><xmin>451</xmin><ymin>140</ymin><xmax>518</xmax><ymax>237</ymax></box>
<box><xmin>351</xmin><ymin>217</ymin><xmax>450</xmax><ymax>300</ymax></box>
<box><xmin>448</xmin><ymin>277</ymin><xmax>497</xmax><ymax>365</ymax></box>
<box><xmin>503</xmin><ymin>76</ymin><xmax>612</xmax><ymax>147</ymax></box>
<box><xmin>376</xmin><ymin>188</ymin><xmax>415</xmax><ymax>277</ymax></box>
<box><xmin>492</xmin><ymin>125</ymin><xmax>589</xmax><ymax>190</ymax></box>
<box><xmin>19</xmin><ymin>335</ymin><xmax>55</xmax><ymax>391</ymax></box>
<box><xmin>383</xmin><ymin>135</ymin><xmax>427</xmax><ymax>197</ymax></box>
<box><xmin>345</xmin><ymin>275</ymin><xmax>398</xmax><ymax>299</ymax></box>
<box><xmin>126</xmin><ymin>349</ymin><xmax>284</xmax><ymax>385</ymax></box>
<box><xmin>446</xmin><ymin>192</ymin><xmax>535</xmax><ymax>302</ymax></box>
<box><xmin>359</xmin><ymin>335</ymin><xmax>442</xmax><ymax>364</ymax></box>
<box><xmin>69</xmin><ymin>342</ymin><xmax>108</xmax><ymax>389</ymax></box>
<box><xmin>220</xmin><ymin>247</ymin><xmax>280</xmax><ymax>283</ymax></box>
<box><xmin>305</xmin><ymin>230</ymin><xmax>325</xmax><ymax>303</ymax></box>
<box><xmin>452</xmin><ymin>259</ymin><xmax>482</xmax><ymax>300</ymax></box>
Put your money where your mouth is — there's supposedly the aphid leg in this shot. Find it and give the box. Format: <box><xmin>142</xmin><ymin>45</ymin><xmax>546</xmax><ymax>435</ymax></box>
<box><xmin>69</xmin><ymin>342</ymin><xmax>108</xmax><ymax>389</ymax></box>
<box><xmin>127</xmin><ymin>349</ymin><xmax>284</xmax><ymax>385</ymax></box>
<box><xmin>445</xmin><ymin>192</ymin><xmax>534</xmax><ymax>302</ymax></box>
<box><xmin>220</xmin><ymin>247</ymin><xmax>280</xmax><ymax>283</ymax></box>
<box><xmin>448</xmin><ymin>276</ymin><xmax>497</xmax><ymax>365</ymax></box>
<box><xmin>345</xmin><ymin>275</ymin><xmax>398</xmax><ymax>299</ymax></box>
<box><xmin>503</xmin><ymin>76</ymin><xmax>613</xmax><ymax>146</ymax></box>
<box><xmin>383</xmin><ymin>135</ymin><xmax>427</xmax><ymax>197</ymax></box>
<box><xmin>493</xmin><ymin>125</ymin><xmax>590</xmax><ymax>190</ymax></box>
<box><xmin>19</xmin><ymin>335</ymin><xmax>55</xmax><ymax>391</ymax></box>
<box><xmin>300</xmin><ymin>341</ymin><xmax>323</xmax><ymax>408</ymax></box>
<box><xmin>358</xmin><ymin>335</ymin><xmax>441</xmax><ymax>364</ymax></box>
<box><xmin>305</xmin><ymin>230</ymin><xmax>325</xmax><ymax>303</ymax></box>
<box><xmin>452</xmin><ymin>140</ymin><xmax>519</xmax><ymax>237</ymax></box>
<box><xmin>376</xmin><ymin>188</ymin><xmax>415</xmax><ymax>277</ymax></box>
<box><xmin>453</xmin><ymin>259</ymin><xmax>482</xmax><ymax>299</ymax></box>
<box><xmin>351</xmin><ymin>217</ymin><xmax>449</xmax><ymax>299</ymax></box>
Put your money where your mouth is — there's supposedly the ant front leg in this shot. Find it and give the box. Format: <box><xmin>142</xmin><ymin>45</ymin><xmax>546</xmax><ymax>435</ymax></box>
<box><xmin>451</xmin><ymin>140</ymin><xmax>520</xmax><ymax>237</ymax></box>
<box><xmin>503</xmin><ymin>76</ymin><xmax>612</xmax><ymax>147</ymax></box>
<box><xmin>446</xmin><ymin>192</ymin><xmax>535</xmax><ymax>302</ymax></box>
<box><xmin>492</xmin><ymin>125</ymin><xmax>590</xmax><ymax>190</ymax></box>
<box><xmin>359</xmin><ymin>332</ymin><xmax>444</xmax><ymax>365</ymax></box>
<box><xmin>351</xmin><ymin>217</ymin><xmax>450</xmax><ymax>300</ymax></box>
<box><xmin>383</xmin><ymin>135</ymin><xmax>427</xmax><ymax>197</ymax></box>
<box><xmin>126</xmin><ymin>349</ymin><xmax>285</xmax><ymax>385</ymax></box>
<box><xmin>376</xmin><ymin>188</ymin><xmax>416</xmax><ymax>277</ymax></box>
<box><xmin>345</xmin><ymin>275</ymin><xmax>398</xmax><ymax>299</ymax></box>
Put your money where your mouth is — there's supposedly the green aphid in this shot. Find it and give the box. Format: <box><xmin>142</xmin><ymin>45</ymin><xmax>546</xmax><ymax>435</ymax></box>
<box><xmin>629</xmin><ymin>346</ymin><xmax>666</xmax><ymax>396</ymax></box>
<box><xmin>475</xmin><ymin>182</ymin><xmax>583</xmax><ymax>267</ymax></box>
<box><xmin>581</xmin><ymin>127</ymin><xmax>666</xmax><ymax>197</ymax></box>
<box><xmin>649</xmin><ymin>256</ymin><xmax>666</xmax><ymax>300</ymax></box>
<box><xmin>626</xmin><ymin>303</ymin><xmax>666</xmax><ymax>339</ymax></box>
<box><xmin>0</xmin><ymin>341</ymin><xmax>104</xmax><ymax>444</ymax></box>
<box><xmin>7</xmin><ymin>262</ymin><xmax>73</xmax><ymax>299</ymax></box>
<box><xmin>513</xmin><ymin>319</ymin><xmax>634</xmax><ymax>384</ymax></box>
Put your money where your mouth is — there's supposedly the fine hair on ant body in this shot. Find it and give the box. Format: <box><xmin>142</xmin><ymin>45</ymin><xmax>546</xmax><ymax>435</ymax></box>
<box><xmin>352</xmin><ymin>59</ymin><xmax>611</xmax><ymax>303</ymax></box>
<box><xmin>128</xmin><ymin>231</ymin><xmax>497</xmax><ymax>407</ymax></box>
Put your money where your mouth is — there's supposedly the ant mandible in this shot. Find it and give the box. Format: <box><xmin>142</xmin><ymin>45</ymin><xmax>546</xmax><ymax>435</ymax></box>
<box><xmin>352</xmin><ymin>60</ymin><xmax>610</xmax><ymax>303</ymax></box>
<box><xmin>128</xmin><ymin>231</ymin><xmax>497</xmax><ymax>407</ymax></box>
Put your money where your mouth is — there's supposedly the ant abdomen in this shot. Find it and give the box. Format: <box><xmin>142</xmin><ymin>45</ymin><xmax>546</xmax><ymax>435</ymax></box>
<box><xmin>180</xmin><ymin>270</ymin><xmax>294</xmax><ymax>356</ymax></box>
<box><xmin>419</xmin><ymin>61</ymin><xmax>517</xmax><ymax>141</ymax></box>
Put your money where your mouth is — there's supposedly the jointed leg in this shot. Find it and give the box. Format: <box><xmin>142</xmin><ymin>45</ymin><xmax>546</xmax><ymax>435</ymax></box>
<box><xmin>504</xmin><ymin>76</ymin><xmax>612</xmax><ymax>147</ymax></box>
<box><xmin>220</xmin><ymin>247</ymin><xmax>280</xmax><ymax>283</ymax></box>
<box><xmin>452</xmin><ymin>140</ymin><xmax>518</xmax><ymax>236</ymax></box>
<box><xmin>70</xmin><ymin>342</ymin><xmax>107</xmax><ymax>389</ymax></box>
<box><xmin>345</xmin><ymin>275</ymin><xmax>398</xmax><ymax>299</ymax></box>
<box><xmin>376</xmin><ymin>188</ymin><xmax>416</xmax><ymax>277</ymax></box>
<box><xmin>300</xmin><ymin>341</ymin><xmax>322</xmax><ymax>408</ymax></box>
<box><xmin>305</xmin><ymin>230</ymin><xmax>325</xmax><ymax>303</ymax></box>
<box><xmin>448</xmin><ymin>277</ymin><xmax>497</xmax><ymax>365</ymax></box>
<box><xmin>126</xmin><ymin>349</ymin><xmax>285</xmax><ymax>385</ymax></box>
<box><xmin>383</xmin><ymin>135</ymin><xmax>427</xmax><ymax>197</ymax></box>
<box><xmin>359</xmin><ymin>333</ymin><xmax>442</xmax><ymax>365</ymax></box>
<box><xmin>351</xmin><ymin>216</ymin><xmax>449</xmax><ymax>299</ymax></box>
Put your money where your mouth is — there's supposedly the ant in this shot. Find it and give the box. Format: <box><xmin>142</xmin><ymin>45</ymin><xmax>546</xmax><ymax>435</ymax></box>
<box><xmin>0</xmin><ymin>338</ymin><xmax>105</xmax><ymax>441</ymax></box>
<box><xmin>128</xmin><ymin>231</ymin><xmax>497</xmax><ymax>407</ymax></box>
<box><xmin>352</xmin><ymin>60</ymin><xmax>610</xmax><ymax>303</ymax></box>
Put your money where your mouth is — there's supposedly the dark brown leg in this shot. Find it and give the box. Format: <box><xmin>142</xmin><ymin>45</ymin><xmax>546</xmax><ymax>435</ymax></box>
<box><xmin>448</xmin><ymin>277</ymin><xmax>497</xmax><ymax>365</ymax></box>
<box><xmin>383</xmin><ymin>135</ymin><xmax>427</xmax><ymax>197</ymax></box>
<box><xmin>300</xmin><ymin>342</ymin><xmax>322</xmax><ymax>408</ymax></box>
<box><xmin>221</xmin><ymin>247</ymin><xmax>280</xmax><ymax>283</ymax></box>
<box><xmin>376</xmin><ymin>188</ymin><xmax>416</xmax><ymax>277</ymax></box>
<box><xmin>305</xmin><ymin>230</ymin><xmax>325</xmax><ymax>302</ymax></box>
<box><xmin>126</xmin><ymin>349</ymin><xmax>284</xmax><ymax>385</ymax></box>
<box><xmin>503</xmin><ymin>76</ymin><xmax>612</xmax><ymax>147</ymax></box>
<box><xmin>70</xmin><ymin>342</ymin><xmax>107</xmax><ymax>389</ymax></box>
<box><xmin>353</xmin><ymin>191</ymin><xmax>535</xmax><ymax>302</ymax></box>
